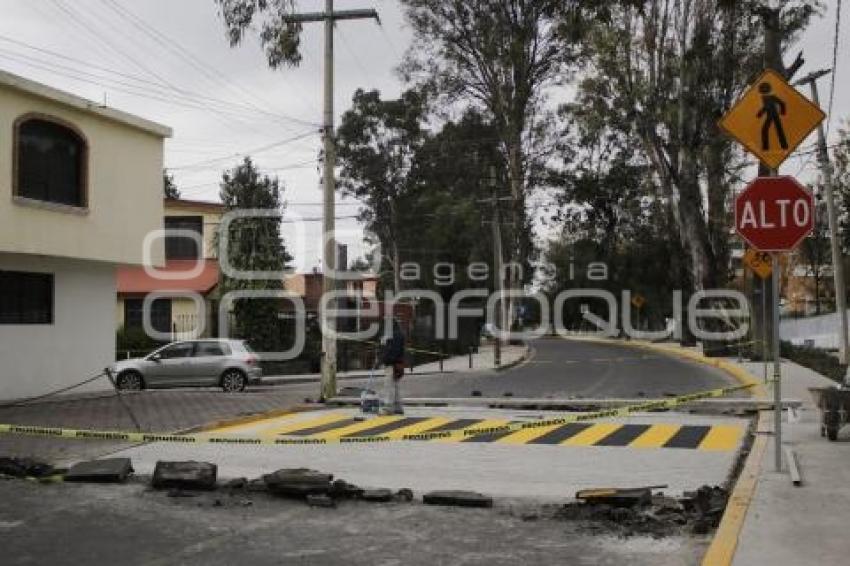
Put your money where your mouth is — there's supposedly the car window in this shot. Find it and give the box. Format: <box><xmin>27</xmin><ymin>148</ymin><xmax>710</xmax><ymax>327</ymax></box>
<box><xmin>195</xmin><ymin>342</ymin><xmax>230</xmax><ymax>357</ymax></box>
<box><xmin>158</xmin><ymin>343</ymin><xmax>195</xmax><ymax>359</ymax></box>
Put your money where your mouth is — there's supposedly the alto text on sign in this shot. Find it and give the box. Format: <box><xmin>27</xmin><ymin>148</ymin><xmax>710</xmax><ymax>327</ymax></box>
<box><xmin>734</xmin><ymin>176</ymin><xmax>814</xmax><ymax>252</ymax></box>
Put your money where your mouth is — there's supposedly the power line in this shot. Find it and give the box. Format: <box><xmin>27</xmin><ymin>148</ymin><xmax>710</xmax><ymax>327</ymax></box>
<box><xmin>169</xmin><ymin>131</ymin><xmax>319</xmax><ymax>170</ymax></box>
<box><xmin>50</xmin><ymin>0</ymin><xmax>177</xmax><ymax>94</ymax></box>
<box><xmin>0</xmin><ymin>45</ymin><xmax>310</xmax><ymax>127</ymax></box>
<box><xmin>98</xmin><ymin>0</ymin><xmax>318</xmax><ymax>130</ymax></box>
<box><xmin>44</xmin><ymin>0</ymin><xmax>303</xmax><ymax>136</ymax></box>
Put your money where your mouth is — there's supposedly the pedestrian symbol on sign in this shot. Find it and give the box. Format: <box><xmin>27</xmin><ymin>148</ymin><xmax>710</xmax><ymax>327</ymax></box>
<box><xmin>718</xmin><ymin>69</ymin><xmax>824</xmax><ymax>169</ymax></box>
<box><xmin>757</xmin><ymin>82</ymin><xmax>788</xmax><ymax>151</ymax></box>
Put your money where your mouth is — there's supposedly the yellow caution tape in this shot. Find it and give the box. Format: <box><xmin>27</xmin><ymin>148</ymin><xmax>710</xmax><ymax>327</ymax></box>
<box><xmin>0</xmin><ymin>380</ymin><xmax>763</xmax><ymax>447</ymax></box>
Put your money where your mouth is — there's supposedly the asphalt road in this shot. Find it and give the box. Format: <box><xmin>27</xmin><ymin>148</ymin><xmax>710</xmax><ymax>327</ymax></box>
<box><xmin>269</xmin><ymin>337</ymin><xmax>739</xmax><ymax>400</ymax></box>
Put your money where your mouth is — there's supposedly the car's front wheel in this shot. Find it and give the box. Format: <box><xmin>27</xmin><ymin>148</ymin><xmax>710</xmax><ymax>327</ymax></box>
<box><xmin>221</xmin><ymin>369</ymin><xmax>247</xmax><ymax>393</ymax></box>
<box><xmin>116</xmin><ymin>371</ymin><xmax>144</xmax><ymax>391</ymax></box>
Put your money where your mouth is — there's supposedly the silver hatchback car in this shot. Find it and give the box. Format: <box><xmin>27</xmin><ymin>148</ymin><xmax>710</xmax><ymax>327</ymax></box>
<box><xmin>110</xmin><ymin>339</ymin><xmax>262</xmax><ymax>392</ymax></box>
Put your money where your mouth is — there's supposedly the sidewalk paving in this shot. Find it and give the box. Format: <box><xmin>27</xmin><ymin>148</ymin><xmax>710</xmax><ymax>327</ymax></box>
<box><xmin>261</xmin><ymin>343</ymin><xmax>528</xmax><ymax>384</ymax></box>
<box><xmin>0</xmin><ymin>388</ymin><xmax>307</xmax><ymax>464</ymax></box>
<box><xmin>726</xmin><ymin>359</ymin><xmax>850</xmax><ymax>566</ymax></box>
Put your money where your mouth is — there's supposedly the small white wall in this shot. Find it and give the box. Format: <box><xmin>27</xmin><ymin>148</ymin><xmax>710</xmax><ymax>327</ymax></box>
<box><xmin>779</xmin><ymin>310</ymin><xmax>850</xmax><ymax>350</ymax></box>
<box><xmin>0</xmin><ymin>253</ymin><xmax>115</xmax><ymax>400</ymax></box>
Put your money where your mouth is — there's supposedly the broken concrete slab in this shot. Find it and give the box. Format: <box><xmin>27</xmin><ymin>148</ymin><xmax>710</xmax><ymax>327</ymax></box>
<box><xmin>0</xmin><ymin>457</ymin><xmax>54</xmax><ymax>479</ymax></box>
<box><xmin>224</xmin><ymin>477</ymin><xmax>247</xmax><ymax>489</ymax></box>
<box><xmin>64</xmin><ymin>458</ymin><xmax>133</xmax><ymax>483</ymax></box>
<box><xmin>306</xmin><ymin>494</ymin><xmax>336</xmax><ymax>508</ymax></box>
<box><xmin>151</xmin><ymin>461</ymin><xmax>217</xmax><ymax>491</ymax></box>
<box><xmin>575</xmin><ymin>486</ymin><xmax>658</xmax><ymax>508</ymax></box>
<box><xmin>395</xmin><ymin>488</ymin><xmax>414</xmax><ymax>502</ymax></box>
<box><xmin>361</xmin><ymin>488</ymin><xmax>394</xmax><ymax>503</ymax></box>
<box><xmin>329</xmin><ymin>479</ymin><xmax>363</xmax><ymax>499</ymax></box>
<box><xmin>263</xmin><ymin>468</ymin><xmax>333</xmax><ymax>497</ymax></box>
<box><xmin>423</xmin><ymin>490</ymin><xmax>493</xmax><ymax>508</ymax></box>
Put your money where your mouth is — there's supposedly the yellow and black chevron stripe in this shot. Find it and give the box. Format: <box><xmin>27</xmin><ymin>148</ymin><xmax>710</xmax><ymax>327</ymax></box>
<box><xmin>264</xmin><ymin>413</ymin><xmax>743</xmax><ymax>451</ymax></box>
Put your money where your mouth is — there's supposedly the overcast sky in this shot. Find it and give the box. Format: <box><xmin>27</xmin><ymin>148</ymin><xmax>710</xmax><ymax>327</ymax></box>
<box><xmin>0</xmin><ymin>0</ymin><xmax>846</xmax><ymax>271</ymax></box>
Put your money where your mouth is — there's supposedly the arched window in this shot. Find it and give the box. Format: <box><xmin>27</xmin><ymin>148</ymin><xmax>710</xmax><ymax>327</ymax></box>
<box><xmin>14</xmin><ymin>115</ymin><xmax>87</xmax><ymax>208</ymax></box>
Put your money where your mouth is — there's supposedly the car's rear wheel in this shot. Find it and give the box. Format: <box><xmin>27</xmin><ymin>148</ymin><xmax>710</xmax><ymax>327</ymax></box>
<box><xmin>221</xmin><ymin>369</ymin><xmax>247</xmax><ymax>393</ymax></box>
<box><xmin>116</xmin><ymin>371</ymin><xmax>144</xmax><ymax>391</ymax></box>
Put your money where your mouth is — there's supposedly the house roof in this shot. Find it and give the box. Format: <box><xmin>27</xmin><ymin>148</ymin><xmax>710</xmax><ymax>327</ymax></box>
<box><xmin>117</xmin><ymin>259</ymin><xmax>219</xmax><ymax>295</ymax></box>
<box><xmin>0</xmin><ymin>69</ymin><xmax>172</xmax><ymax>138</ymax></box>
<box><xmin>164</xmin><ymin>197</ymin><xmax>226</xmax><ymax>213</ymax></box>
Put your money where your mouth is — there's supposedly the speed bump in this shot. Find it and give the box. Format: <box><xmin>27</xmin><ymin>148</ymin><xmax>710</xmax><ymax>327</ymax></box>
<box><xmin>269</xmin><ymin>414</ymin><xmax>743</xmax><ymax>451</ymax></box>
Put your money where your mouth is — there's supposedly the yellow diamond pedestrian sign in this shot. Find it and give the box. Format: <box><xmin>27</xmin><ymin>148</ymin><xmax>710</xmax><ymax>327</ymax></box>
<box><xmin>631</xmin><ymin>294</ymin><xmax>646</xmax><ymax>309</ymax></box>
<box><xmin>719</xmin><ymin>69</ymin><xmax>825</xmax><ymax>170</ymax></box>
<box><xmin>743</xmin><ymin>248</ymin><xmax>772</xmax><ymax>279</ymax></box>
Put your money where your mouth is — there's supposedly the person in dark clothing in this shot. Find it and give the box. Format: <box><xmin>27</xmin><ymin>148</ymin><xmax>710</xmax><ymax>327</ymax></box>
<box><xmin>380</xmin><ymin>319</ymin><xmax>406</xmax><ymax>415</ymax></box>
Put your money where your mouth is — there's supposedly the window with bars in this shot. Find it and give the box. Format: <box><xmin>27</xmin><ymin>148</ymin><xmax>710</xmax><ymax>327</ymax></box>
<box><xmin>15</xmin><ymin>116</ymin><xmax>87</xmax><ymax>207</ymax></box>
<box><xmin>124</xmin><ymin>297</ymin><xmax>172</xmax><ymax>333</ymax></box>
<box><xmin>164</xmin><ymin>216</ymin><xmax>203</xmax><ymax>260</ymax></box>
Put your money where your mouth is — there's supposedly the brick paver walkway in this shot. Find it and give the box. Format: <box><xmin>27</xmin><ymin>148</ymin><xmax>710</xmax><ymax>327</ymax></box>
<box><xmin>0</xmin><ymin>388</ymin><xmax>306</xmax><ymax>464</ymax></box>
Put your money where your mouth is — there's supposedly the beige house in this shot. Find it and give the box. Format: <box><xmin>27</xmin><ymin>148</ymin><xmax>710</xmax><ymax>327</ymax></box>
<box><xmin>0</xmin><ymin>70</ymin><xmax>170</xmax><ymax>400</ymax></box>
<box><xmin>116</xmin><ymin>198</ymin><xmax>224</xmax><ymax>344</ymax></box>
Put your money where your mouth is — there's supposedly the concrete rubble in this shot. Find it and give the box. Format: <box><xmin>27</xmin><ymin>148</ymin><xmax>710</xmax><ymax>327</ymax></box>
<box><xmin>262</xmin><ymin>468</ymin><xmax>334</xmax><ymax>497</ymax></box>
<box><xmin>0</xmin><ymin>457</ymin><xmax>55</xmax><ymax>479</ymax></box>
<box><xmin>151</xmin><ymin>461</ymin><xmax>217</xmax><ymax>491</ymax></box>
<box><xmin>64</xmin><ymin>458</ymin><xmax>133</xmax><ymax>483</ymax></box>
<box><xmin>555</xmin><ymin>484</ymin><xmax>729</xmax><ymax>538</ymax></box>
<box><xmin>423</xmin><ymin>490</ymin><xmax>494</xmax><ymax>508</ymax></box>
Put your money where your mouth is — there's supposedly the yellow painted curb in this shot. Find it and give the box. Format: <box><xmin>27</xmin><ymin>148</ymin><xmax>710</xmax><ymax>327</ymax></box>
<box><xmin>700</xmin><ymin>412</ymin><xmax>768</xmax><ymax>566</ymax></box>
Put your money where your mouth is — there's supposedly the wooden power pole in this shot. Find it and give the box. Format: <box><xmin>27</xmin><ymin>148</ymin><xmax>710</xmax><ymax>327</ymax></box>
<box><xmin>284</xmin><ymin>1</ymin><xmax>379</xmax><ymax>401</ymax></box>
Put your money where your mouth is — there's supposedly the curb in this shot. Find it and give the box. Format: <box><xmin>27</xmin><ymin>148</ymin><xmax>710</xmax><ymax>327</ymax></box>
<box><xmin>494</xmin><ymin>343</ymin><xmax>533</xmax><ymax>372</ymax></box>
<box><xmin>563</xmin><ymin>336</ymin><xmax>766</xmax><ymax>566</ymax></box>
<box><xmin>565</xmin><ymin>336</ymin><xmax>768</xmax><ymax>400</ymax></box>
<box><xmin>700</xmin><ymin>411</ymin><xmax>769</xmax><ymax>566</ymax></box>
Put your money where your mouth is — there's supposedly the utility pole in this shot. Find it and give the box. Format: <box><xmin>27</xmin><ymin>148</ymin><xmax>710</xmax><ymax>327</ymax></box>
<box><xmin>795</xmin><ymin>69</ymin><xmax>850</xmax><ymax>377</ymax></box>
<box><xmin>490</xmin><ymin>167</ymin><xmax>504</xmax><ymax>367</ymax></box>
<box><xmin>284</xmin><ymin>1</ymin><xmax>379</xmax><ymax>401</ymax></box>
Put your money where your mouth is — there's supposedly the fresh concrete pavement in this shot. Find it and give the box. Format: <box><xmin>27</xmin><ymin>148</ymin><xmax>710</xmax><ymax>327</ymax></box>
<box><xmin>110</xmin><ymin>406</ymin><xmax>749</xmax><ymax>500</ymax></box>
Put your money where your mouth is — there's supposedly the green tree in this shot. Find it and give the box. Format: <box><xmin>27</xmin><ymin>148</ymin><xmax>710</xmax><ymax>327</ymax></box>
<box><xmin>214</xmin><ymin>0</ymin><xmax>302</xmax><ymax>68</ymax></box>
<box><xmin>566</xmin><ymin>0</ymin><xmax>819</xmax><ymax>290</ymax></box>
<box><xmin>544</xmin><ymin>134</ymin><xmax>686</xmax><ymax>330</ymax></box>
<box><xmin>164</xmin><ymin>171</ymin><xmax>180</xmax><ymax>199</ymax></box>
<box><xmin>399</xmin><ymin>0</ymin><xmax>577</xmax><ymax>323</ymax></box>
<box><xmin>833</xmin><ymin>123</ymin><xmax>850</xmax><ymax>253</ymax></box>
<box><xmin>218</xmin><ymin>158</ymin><xmax>292</xmax><ymax>353</ymax></box>
<box><xmin>797</xmin><ymin>196</ymin><xmax>830</xmax><ymax>315</ymax></box>
<box><xmin>336</xmin><ymin>88</ymin><xmax>427</xmax><ymax>293</ymax></box>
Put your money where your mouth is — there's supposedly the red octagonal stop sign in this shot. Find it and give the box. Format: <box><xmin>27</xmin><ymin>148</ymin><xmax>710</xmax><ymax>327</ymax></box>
<box><xmin>735</xmin><ymin>176</ymin><xmax>814</xmax><ymax>252</ymax></box>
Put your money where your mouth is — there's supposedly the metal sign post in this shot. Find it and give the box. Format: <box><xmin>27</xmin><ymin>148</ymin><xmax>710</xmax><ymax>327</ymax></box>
<box><xmin>771</xmin><ymin>253</ymin><xmax>782</xmax><ymax>472</ymax></box>
<box><xmin>743</xmin><ymin>249</ymin><xmax>773</xmax><ymax>383</ymax></box>
<box><xmin>763</xmin><ymin>276</ymin><xmax>769</xmax><ymax>383</ymax></box>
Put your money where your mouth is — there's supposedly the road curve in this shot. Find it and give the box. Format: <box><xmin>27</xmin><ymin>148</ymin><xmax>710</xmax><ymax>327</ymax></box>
<box><xmin>396</xmin><ymin>337</ymin><xmax>739</xmax><ymax>399</ymax></box>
